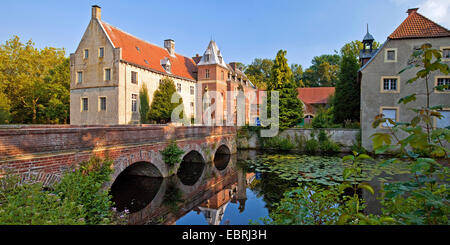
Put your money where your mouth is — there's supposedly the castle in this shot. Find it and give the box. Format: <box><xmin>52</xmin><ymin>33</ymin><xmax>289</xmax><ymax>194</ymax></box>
<box><xmin>70</xmin><ymin>6</ymin><xmax>258</xmax><ymax>125</ymax></box>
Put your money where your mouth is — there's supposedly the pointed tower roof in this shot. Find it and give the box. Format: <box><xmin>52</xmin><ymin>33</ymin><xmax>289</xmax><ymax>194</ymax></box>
<box><xmin>389</xmin><ymin>8</ymin><xmax>450</xmax><ymax>39</ymax></box>
<box><xmin>363</xmin><ymin>24</ymin><xmax>375</xmax><ymax>42</ymax></box>
<box><xmin>197</xmin><ymin>40</ymin><xmax>228</xmax><ymax>68</ymax></box>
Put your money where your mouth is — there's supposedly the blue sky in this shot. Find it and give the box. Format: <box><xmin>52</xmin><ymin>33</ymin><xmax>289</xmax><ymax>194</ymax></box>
<box><xmin>1</xmin><ymin>0</ymin><xmax>449</xmax><ymax>69</ymax></box>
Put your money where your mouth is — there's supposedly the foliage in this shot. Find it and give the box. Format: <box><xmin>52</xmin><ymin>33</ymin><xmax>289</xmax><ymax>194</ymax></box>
<box><xmin>244</xmin><ymin>58</ymin><xmax>274</xmax><ymax>90</ymax></box>
<box><xmin>139</xmin><ymin>84</ymin><xmax>150</xmax><ymax>124</ymax></box>
<box><xmin>291</xmin><ymin>63</ymin><xmax>304</xmax><ymax>88</ymax></box>
<box><xmin>333</xmin><ymin>52</ymin><xmax>360</xmax><ymax>124</ymax></box>
<box><xmin>303</xmin><ymin>54</ymin><xmax>340</xmax><ymax>87</ymax></box>
<box><xmin>160</xmin><ymin>141</ymin><xmax>185</xmax><ymax>167</ymax></box>
<box><xmin>0</xmin><ymin>91</ymin><xmax>11</xmax><ymax>124</ymax></box>
<box><xmin>0</xmin><ymin>157</ymin><xmax>127</xmax><ymax>225</ymax></box>
<box><xmin>340</xmin><ymin>40</ymin><xmax>381</xmax><ymax>61</ymax></box>
<box><xmin>149</xmin><ymin>77</ymin><xmax>184</xmax><ymax>124</ymax></box>
<box><xmin>318</xmin><ymin>130</ymin><xmax>341</xmax><ymax>154</ymax></box>
<box><xmin>266</xmin><ymin>50</ymin><xmax>303</xmax><ymax>129</ymax></box>
<box><xmin>305</xmin><ymin>138</ymin><xmax>320</xmax><ymax>154</ymax></box>
<box><xmin>262</xmin><ymin>136</ymin><xmax>295</xmax><ymax>151</ymax></box>
<box><xmin>369</xmin><ymin>43</ymin><xmax>450</xmax><ymax>225</ymax></box>
<box><xmin>312</xmin><ymin>106</ymin><xmax>334</xmax><ymax>128</ymax></box>
<box><xmin>0</xmin><ymin>36</ymin><xmax>69</xmax><ymax>124</ymax></box>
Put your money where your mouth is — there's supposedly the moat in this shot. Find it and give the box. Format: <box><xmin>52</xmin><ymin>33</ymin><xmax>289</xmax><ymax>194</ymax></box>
<box><xmin>110</xmin><ymin>150</ymin><xmax>413</xmax><ymax>225</ymax></box>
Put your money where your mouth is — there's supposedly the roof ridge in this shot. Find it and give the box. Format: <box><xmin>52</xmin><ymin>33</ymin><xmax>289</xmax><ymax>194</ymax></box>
<box><xmin>389</xmin><ymin>11</ymin><xmax>450</xmax><ymax>39</ymax></box>
<box><xmin>415</xmin><ymin>11</ymin><xmax>450</xmax><ymax>33</ymax></box>
<box><xmin>100</xmin><ymin>20</ymin><xmax>194</xmax><ymax>61</ymax></box>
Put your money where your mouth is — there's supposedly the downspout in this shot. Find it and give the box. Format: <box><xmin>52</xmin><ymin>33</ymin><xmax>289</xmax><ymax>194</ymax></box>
<box><xmin>125</xmin><ymin>63</ymin><xmax>127</xmax><ymax>124</ymax></box>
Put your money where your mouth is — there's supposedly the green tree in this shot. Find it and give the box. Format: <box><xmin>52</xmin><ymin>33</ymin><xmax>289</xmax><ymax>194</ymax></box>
<box><xmin>0</xmin><ymin>36</ymin><xmax>69</xmax><ymax>124</ymax></box>
<box><xmin>333</xmin><ymin>53</ymin><xmax>360</xmax><ymax>123</ymax></box>
<box><xmin>291</xmin><ymin>64</ymin><xmax>304</xmax><ymax>87</ymax></box>
<box><xmin>244</xmin><ymin>58</ymin><xmax>274</xmax><ymax>90</ymax></box>
<box><xmin>148</xmin><ymin>77</ymin><xmax>183</xmax><ymax>124</ymax></box>
<box><xmin>267</xmin><ymin>50</ymin><xmax>303</xmax><ymax>129</ymax></box>
<box><xmin>340</xmin><ymin>40</ymin><xmax>381</xmax><ymax>60</ymax></box>
<box><xmin>303</xmin><ymin>54</ymin><xmax>340</xmax><ymax>87</ymax></box>
<box><xmin>139</xmin><ymin>84</ymin><xmax>150</xmax><ymax>124</ymax></box>
<box><xmin>0</xmin><ymin>91</ymin><xmax>11</xmax><ymax>124</ymax></box>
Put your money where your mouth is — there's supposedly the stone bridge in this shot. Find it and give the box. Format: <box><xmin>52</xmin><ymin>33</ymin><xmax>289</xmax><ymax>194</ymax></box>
<box><xmin>0</xmin><ymin>125</ymin><xmax>236</xmax><ymax>187</ymax></box>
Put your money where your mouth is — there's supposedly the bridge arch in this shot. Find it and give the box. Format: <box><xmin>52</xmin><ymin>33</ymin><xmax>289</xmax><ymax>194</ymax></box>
<box><xmin>176</xmin><ymin>150</ymin><xmax>206</xmax><ymax>186</ymax></box>
<box><xmin>213</xmin><ymin>144</ymin><xmax>231</xmax><ymax>171</ymax></box>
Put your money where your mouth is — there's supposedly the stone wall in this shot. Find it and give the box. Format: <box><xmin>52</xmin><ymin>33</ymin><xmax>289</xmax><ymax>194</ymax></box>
<box><xmin>237</xmin><ymin>128</ymin><xmax>359</xmax><ymax>152</ymax></box>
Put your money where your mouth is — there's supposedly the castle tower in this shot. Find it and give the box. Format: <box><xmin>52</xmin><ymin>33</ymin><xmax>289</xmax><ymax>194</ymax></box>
<box><xmin>359</xmin><ymin>24</ymin><xmax>378</xmax><ymax>66</ymax></box>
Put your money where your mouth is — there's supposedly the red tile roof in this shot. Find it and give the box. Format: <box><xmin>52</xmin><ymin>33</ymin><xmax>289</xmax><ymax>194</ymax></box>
<box><xmin>297</xmin><ymin>87</ymin><xmax>335</xmax><ymax>104</ymax></box>
<box><xmin>101</xmin><ymin>21</ymin><xmax>197</xmax><ymax>81</ymax></box>
<box><xmin>389</xmin><ymin>9</ymin><xmax>450</xmax><ymax>39</ymax></box>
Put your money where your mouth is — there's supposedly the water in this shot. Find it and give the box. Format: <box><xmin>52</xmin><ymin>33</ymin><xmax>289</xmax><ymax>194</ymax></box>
<box><xmin>109</xmin><ymin>150</ymin><xmax>414</xmax><ymax>225</ymax></box>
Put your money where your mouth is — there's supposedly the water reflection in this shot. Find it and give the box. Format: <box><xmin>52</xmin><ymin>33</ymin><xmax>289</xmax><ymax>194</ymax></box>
<box><xmin>177</xmin><ymin>151</ymin><xmax>206</xmax><ymax>186</ymax></box>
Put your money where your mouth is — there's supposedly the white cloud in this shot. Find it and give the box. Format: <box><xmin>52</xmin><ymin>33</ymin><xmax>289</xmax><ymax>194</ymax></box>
<box><xmin>418</xmin><ymin>0</ymin><xmax>450</xmax><ymax>27</ymax></box>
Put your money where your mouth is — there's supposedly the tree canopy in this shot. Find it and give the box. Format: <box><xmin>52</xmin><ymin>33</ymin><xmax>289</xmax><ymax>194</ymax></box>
<box><xmin>0</xmin><ymin>36</ymin><xmax>69</xmax><ymax>124</ymax></box>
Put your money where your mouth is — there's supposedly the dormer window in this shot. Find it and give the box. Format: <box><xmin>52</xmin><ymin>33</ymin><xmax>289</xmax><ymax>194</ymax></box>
<box><xmin>136</xmin><ymin>46</ymin><xmax>140</xmax><ymax>52</ymax></box>
<box><xmin>218</xmin><ymin>55</ymin><xmax>222</xmax><ymax>64</ymax></box>
<box><xmin>205</xmin><ymin>54</ymin><xmax>210</xmax><ymax>62</ymax></box>
<box><xmin>160</xmin><ymin>57</ymin><xmax>171</xmax><ymax>73</ymax></box>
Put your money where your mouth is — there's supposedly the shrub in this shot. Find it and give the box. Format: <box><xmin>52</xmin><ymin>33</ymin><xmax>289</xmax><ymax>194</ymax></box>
<box><xmin>0</xmin><ymin>157</ymin><xmax>125</xmax><ymax>225</ymax></box>
<box><xmin>312</xmin><ymin>106</ymin><xmax>334</xmax><ymax>129</ymax></box>
<box><xmin>305</xmin><ymin>138</ymin><xmax>319</xmax><ymax>154</ymax></box>
<box><xmin>161</xmin><ymin>141</ymin><xmax>185</xmax><ymax>167</ymax></box>
<box><xmin>262</xmin><ymin>136</ymin><xmax>295</xmax><ymax>151</ymax></box>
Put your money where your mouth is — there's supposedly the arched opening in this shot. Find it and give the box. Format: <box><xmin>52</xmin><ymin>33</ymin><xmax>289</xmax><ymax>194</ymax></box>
<box><xmin>214</xmin><ymin>145</ymin><xmax>231</xmax><ymax>171</ymax></box>
<box><xmin>177</xmin><ymin>151</ymin><xmax>205</xmax><ymax>186</ymax></box>
<box><xmin>110</xmin><ymin>161</ymin><xmax>163</xmax><ymax>213</ymax></box>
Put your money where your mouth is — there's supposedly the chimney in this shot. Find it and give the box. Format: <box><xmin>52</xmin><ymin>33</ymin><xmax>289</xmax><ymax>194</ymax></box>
<box><xmin>92</xmin><ymin>5</ymin><xmax>101</xmax><ymax>20</ymax></box>
<box><xmin>407</xmin><ymin>8</ymin><xmax>419</xmax><ymax>16</ymax></box>
<box><xmin>164</xmin><ymin>39</ymin><xmax>175</xmax><ymax>56</ymax></box>
<box><xmin>229</xmin><ymin>62</ymin><xmax>237</xmax><ymax>71</ymax></box>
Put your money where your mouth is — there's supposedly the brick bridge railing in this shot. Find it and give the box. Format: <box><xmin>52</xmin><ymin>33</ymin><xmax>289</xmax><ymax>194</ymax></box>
<box><xmin>0</xmin><ymin>125</ymin><xmax>237</xmax><ymax>187</ymax></box>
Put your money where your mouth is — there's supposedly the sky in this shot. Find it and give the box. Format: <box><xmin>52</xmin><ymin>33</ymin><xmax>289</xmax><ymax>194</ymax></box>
<box><xmin>0</xmin><ymin>0</ymin><xmax>449</xmax><ymax>69</ymax></box>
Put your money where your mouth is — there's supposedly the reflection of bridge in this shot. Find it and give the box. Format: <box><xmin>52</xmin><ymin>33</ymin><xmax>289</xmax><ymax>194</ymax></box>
<box><xmin>0</xmin><ymin>125</ymin><xmax>236</xmax><ymax>187</ymax></box>
<box><xmin>121</xmin><ymin>154</ymin><xmax>255</xmax><ymax>225</ymax></box>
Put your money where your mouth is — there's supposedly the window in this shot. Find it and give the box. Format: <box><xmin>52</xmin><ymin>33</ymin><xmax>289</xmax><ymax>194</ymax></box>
<box><xmin>84</xmin><ymin>49</ymin><xmax>89</xmax><ymax>59</ymax></box>
<box><xmin>77</xmin><ymin>71</ymin><xmax>83</xmax><ymax>83</ymax></box>
<box><xmin>177</xmin><ymin>83</ymin><xmax>181</xmax><ymax>93</ymax></box>
<box><xmin>104</xmin><ymin>68</ymin><xmax>111</xmax><ymax>81</ymax></box>
<box><xmin>131</xmin><ymin>71</ymin><xmax>138</xmax><ymax>84</ymax></box>
<box><xmin>205</xmin><ymin>54</ymin><xmax>210</xmax><ymax>62</ymax></box>
<box><xmin>190</xmin><ymin>86</ymin><xmax>195</xmax><ymax>95</ymax></box>
<box><xmin>441</xmin><ymin>47</ymin><xmax>450</xmax><ymax>60</ymax></box>
<box><xmin>221</xmin><ymin>71</ymin><xmax>224</xmax><ymax>80</ymax></box>
<box><xmin>82</xmin><ymin>98</ymin><xmax>88</xmax><ymax>111</ymax></box>
<box><xmin>436</xmin><ymin>110</ymin><xmax>450</xmax><ymax>128</ymax></box>
<box><xmin>205</xmin><ymin>69</ymin><xmax>210</xmax><ymax>79</ymax></box>
<box><xmin>190</xmin><ymin>102</ymin><xmax>194</xmax><ymax>117</ymax></box>
<box><xmin>99</xmin><ymin>47</ymin><xmax>104</xmax><ymax>58</ymax></box>
<box><xmin>99</xmin><ymin>97</ymin><xmax>106</xmax><ymax>111</ymax></box>
<box><xmin>383</xmin><ymin>78</ymin><xmax>397</xmax><ymax>91</ymax></box>
<box><xmin>381</xmin><ymin>107</ymin><xmax>398</xmax><ymax>128</ymax></box>
<box><xmin>131</xmin><ymin>94</ymin><xmax>137</xmax><ymax>112</ymax></box>
<box><xmin>385</xmin><ymin>48</ymin><xmax>397</xmax><ymax>62</ymax></box>
<box><xmin>436</xmin><ymin>77</ymin><xmax>450</xmax><ymax>91</ymax></box>
<box><xmin>381</xmin><ymin>76</ymin><xmax>400</xmax><ymax>92</ymax></box>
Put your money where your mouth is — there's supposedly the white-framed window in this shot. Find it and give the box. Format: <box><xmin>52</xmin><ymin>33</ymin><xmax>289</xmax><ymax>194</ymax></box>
<box><xmin>131</xmin><ymin>94</ymin><xmax>138</xmax><ymax>112</ymax></box>
<box><xmin>84</xmin><ymin>49</ymin><xmax>89</xmax><ymax>59</ymax></box>
<box><xmin>99</xmin><ymin>97</ymin><xmax>106</xmax><ymax>111</ymax></box>
<box><xmin>177</xmin><ymin>83</ymin><xmax>181</xmax><ymax>93</ymax></box>
<box><xmin>205</xmin><ymin>69</ymin><xmax>210</xmax><ymax>79</ymax></box>
<box><xmin>436</xmin><ymin>110</ymin><xmax>450</xmax><ymax>128</ymax></box>
<box><xmin>99</xmin><ymin>47</ymin><xmax>104</xmax><ymax>58</ymax></box>
<box><xmin>380</xmin><ymin>107</ymin><xmax>398</xmax><ymax>128</ymax></box>
<box><xmin>190</xmin><ymin>86</ymin><xmax>195</xmax><ymax>95</ymax></box>
<box><xmin>104</xmin><ymin>68</ymin><xmax>111</xmax><ymax>81</ymax></box>
<box><xmin>81</xmin><ymin>98</ymin><xmax>89</xmax><ymax>112</ymax></box>
<box><xmin>131</xmin><ymin>71</ymin><xmax>138</xmax><ymax>84</ymax></box>
<box><xmin>77</xmin><ymin>71</ymin><xmax>83</xmax><ymax>83</ymax></box>
<box><xmin>384</xmin><ymin>48</ymin><xmax>397</xmax><ymax>62</ymax></box>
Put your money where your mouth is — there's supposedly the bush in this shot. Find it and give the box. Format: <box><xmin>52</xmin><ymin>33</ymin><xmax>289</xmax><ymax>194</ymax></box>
<box><xmin>262</xmin><ymin>136</ymin><xmax>295</xmax><ymax>151</ymax></box>
<box><xmin>161</xmin><ymin>142</ymin><xmax>185</xmax><ymax>167</ymax></box>
<box><xmin>0</xmin><ymin>157</ymin><xmax>126</xmax><ymax>225</ymax></box>
<box><xmin>312</xmin><ymin>106</ymin><xmax>334</xmax><ymax>129</ymax></box>
<box><xmin>305</xmin><ymin>138</ymin><xmax>320</xmax><ymax>154</ymax></box>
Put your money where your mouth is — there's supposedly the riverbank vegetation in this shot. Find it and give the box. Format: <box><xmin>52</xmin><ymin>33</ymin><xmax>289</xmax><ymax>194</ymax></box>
<box><xmin>0</xmin><ymin>157</ymin><xmax>127</xmax><ymax>225</ymax></box>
